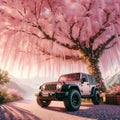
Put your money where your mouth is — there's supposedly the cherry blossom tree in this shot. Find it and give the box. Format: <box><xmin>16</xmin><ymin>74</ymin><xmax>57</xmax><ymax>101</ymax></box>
<box><xmin>0</xmin><ymin>0</ymin><xmax>120</xmax><ymax>91</ymax></box>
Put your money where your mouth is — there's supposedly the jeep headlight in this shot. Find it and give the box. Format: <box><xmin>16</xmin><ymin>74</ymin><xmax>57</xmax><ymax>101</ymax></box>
<box><xmin>56</xmin><ymin>83</ymin><xmax>62</xmax><ymax>90</ymax></box>
<box><xmin>40</xmin><ymin>84</ymin><xmax>46</xmax><ymax>90</ymax></box>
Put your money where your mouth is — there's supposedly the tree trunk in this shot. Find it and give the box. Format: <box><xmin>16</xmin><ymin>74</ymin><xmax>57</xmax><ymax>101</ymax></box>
<box><xmin>88</xmin><ymin>62</ymin><xmax>102</xmax><ymax>83</ymax></box>
<box><xmin>84</xmin><ymin>58</ymin><xmax>106</xmax><ymax>92</ymax></box>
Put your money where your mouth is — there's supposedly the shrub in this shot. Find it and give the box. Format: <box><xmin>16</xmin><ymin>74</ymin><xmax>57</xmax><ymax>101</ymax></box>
<box><xmin>0</xmin><ymin>87</ymin><xmax>7</xmax><ymax>104</ymax></box>
<box><xmin>7</xmin><ymin>88</ymin><xmax>23</xmax><ymax>102</ymax></box>
<box><xmin>108</xmin><ymin>83</ymin><xmax>120</xmax><ymax>95</ymax></box>
<box><xmin>0</xmin><ymin>87</ymin><xmax>23</xmax><ymax>104</ymax></box>
<box><xmin>0</xmin><ymin>69</ymin><xmax>10</xmax><ymax>85</ymax></box>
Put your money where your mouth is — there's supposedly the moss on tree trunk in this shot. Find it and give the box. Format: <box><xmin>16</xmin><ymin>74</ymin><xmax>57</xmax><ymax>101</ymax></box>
<box><xmin>81</xmin><ymin>56</ymin><xmax>106</xmax><ymax>92</ymax></box>
<box><xmin>86</xmin><ymin>59</ymin><xmax>106</xmax><ymax>92</ymax></box>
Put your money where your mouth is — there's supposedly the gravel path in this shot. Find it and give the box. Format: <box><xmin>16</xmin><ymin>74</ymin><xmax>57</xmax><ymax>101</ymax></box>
<box><xmin>0</xmin><ymin>100</ymin><xmax>120</xmax><ymax>120</ymax></box>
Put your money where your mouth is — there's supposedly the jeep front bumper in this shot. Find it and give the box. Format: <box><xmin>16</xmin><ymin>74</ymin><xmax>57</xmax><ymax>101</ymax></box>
<box><xmin>35</xmin><ymin>91</ymin><xmax>69</xmax><ymax>101</ymax></box>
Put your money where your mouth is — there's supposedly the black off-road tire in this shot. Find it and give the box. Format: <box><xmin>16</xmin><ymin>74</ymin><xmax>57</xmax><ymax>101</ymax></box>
<box><xmin>92</xmin><ymin>90</ymin><xmax>100</xmax><ymax>105</ymax></box>
<box><xmin>64</xmin><ymin>90</ymin><xmax>81</xmax><ymax>111</ymax></box>
<box><xmin>37</xmin><ymin>97</ymin><xmax>51</xmax><ymax>107</ymax></box>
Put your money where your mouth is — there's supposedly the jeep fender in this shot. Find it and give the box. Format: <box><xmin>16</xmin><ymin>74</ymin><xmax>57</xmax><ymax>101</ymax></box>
<box><xmin>91</xmin><ymin>87</ymin><xmax>99</xmax><ymax>97</ymax></box>
<box><xmin>61</xmin><ymin>84</ymin><xmax>81</xmax><ymax>94</ymax></box>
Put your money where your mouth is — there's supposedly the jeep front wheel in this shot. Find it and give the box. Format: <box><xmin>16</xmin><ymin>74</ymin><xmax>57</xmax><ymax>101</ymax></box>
<box><xmin>37</xmin><ymin>97</ymin><xmax>51</xmax><ymax>107</ymax></box>
<box><xmin>92</xmin><ymin>90</ymin><xmax>100</xmax><ymax>105</ymax></box>
<box><xmin>64</xmin><ymin>90</ymin><xmax>81</xmax><ymax>111</ymax></box>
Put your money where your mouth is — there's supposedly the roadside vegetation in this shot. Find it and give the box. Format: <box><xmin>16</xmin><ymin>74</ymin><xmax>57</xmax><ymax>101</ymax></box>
<box><xmin>0</xmin><ymin>69</ymin><xmax>23</xmax><ymax>104</ymax></box>
<box><xmin>108</xmin><ymin>83</ymin><xmax>120</xmax><ymax>95</ymax></box>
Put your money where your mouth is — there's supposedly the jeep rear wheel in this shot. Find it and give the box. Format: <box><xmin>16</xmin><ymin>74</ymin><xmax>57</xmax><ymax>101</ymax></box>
<box><xmin>92</xmin><ymin>90</ymin><xmax>100</xmax><ymax>105</ymax></box>
<box><xmin>64</xmin><ymin>90</ymin><xmax>81</xmax><ymax>111</ymax></box>
<box><xmin>37</xmin><ymin>97</ymin><xmax>51</xmax><ymax>107</ymax></box>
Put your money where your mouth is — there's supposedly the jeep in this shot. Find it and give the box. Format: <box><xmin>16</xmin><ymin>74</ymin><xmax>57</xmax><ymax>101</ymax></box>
<box><xmin>35</xmin><ymin>73</ymin><xmax>100</xmax><ymax>111</ymax></box>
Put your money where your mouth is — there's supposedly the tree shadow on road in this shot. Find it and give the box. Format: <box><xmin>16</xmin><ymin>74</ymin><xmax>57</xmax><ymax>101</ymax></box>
<box><xmin>0</xmin><ymin>104</ymin><xmax>41</xmax><ymax>120</ymax></box>
<box><xmin>46</xmin><ymin>104</ymin><xmax>120</xmax><ymax>120</ymax></box>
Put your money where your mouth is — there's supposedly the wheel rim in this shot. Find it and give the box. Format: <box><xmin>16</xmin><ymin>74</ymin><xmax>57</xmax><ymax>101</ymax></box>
<box><xmin>43</xmin><ymin>100</ymin><xmax>47</xmax><ymax>103</ymax></box>
<box><xmin>72</xmin><ymin>94</ymin><xmax>79</xmax><ymax>106</ymax></box>
<box><xmin>42</xmin><ymin>100</ymin><xmax>50</xmax><ymax>104</ymax></box>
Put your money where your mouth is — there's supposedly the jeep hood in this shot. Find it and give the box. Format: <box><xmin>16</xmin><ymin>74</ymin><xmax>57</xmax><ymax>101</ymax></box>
<box><xmin>42</xmin><ymin>81</ymin><xmax>80</xmax><ymax>86</ymax></box>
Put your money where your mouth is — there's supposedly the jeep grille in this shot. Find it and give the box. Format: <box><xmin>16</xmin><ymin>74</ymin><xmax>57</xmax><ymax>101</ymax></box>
<box><xmin>45</xmin><ymin>84</ymin><xmax>57</xmax><ymax>90</ymax></box>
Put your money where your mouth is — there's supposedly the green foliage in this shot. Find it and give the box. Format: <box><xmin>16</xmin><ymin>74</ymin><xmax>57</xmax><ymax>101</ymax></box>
<box><xmin>86</xmin><ymin>59</ymin><xmax>106</xmax><ymax>92</ymax></box>
<box><xmin>109</xmin><ymin>82</ymin><xmax>120</xmax><ymax>87</ymax></box>
<box><xmin>0</xmin><ymin>69</ymin><xmax>23</xmax><ymax>104</ymax></box>
<box><xmin>0</xmin><ymin>69</ymin><xmax>10</xmax><ymax>85</ymax></box>
<box><xmin>0</xmin><ymin>88</ymin><xmax>7</xmax><ymax>104</ymax></box>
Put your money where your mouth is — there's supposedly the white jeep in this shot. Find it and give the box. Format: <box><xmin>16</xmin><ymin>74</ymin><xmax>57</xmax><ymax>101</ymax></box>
<box><xmin>35</xmin><ymin>73</ymin><xmax>100</xmax><ymax>111</ymax></box>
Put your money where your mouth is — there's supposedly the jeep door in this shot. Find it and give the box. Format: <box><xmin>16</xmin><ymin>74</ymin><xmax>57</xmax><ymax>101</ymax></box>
<box><xmin>80</xmin><ymin>74</ymin><xmax>91</xmax><ymax>95</ymax></box>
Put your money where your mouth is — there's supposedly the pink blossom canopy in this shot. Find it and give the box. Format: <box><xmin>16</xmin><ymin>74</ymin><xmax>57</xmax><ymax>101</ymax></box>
<box><xmin>0</xmin><ymin>0</ymin><xmax>120</xmax><ymax>79</ymax></box>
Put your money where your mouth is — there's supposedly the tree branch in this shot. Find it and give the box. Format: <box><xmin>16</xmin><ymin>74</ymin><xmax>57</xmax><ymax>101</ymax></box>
<box><xmin>94</xmin><ymin>35</ymin><xmax>116</xmax><ymax>58</ymax></box>
<box><xmin>83</xmin><ymin>0</ymin><xmax>93</xmax><ymax>12</ymax></box>
<box><xmin>19</xmin><ymin>49</ymin><xmax>80</xmax><ymax>61</ymax></box>
<box><xmin>102</xmin><ymin>35</ymin><xmax>115</xmax><ymax>48</ymax></box>
<box><xmin>36</xmin><ymin>0</ymin><xmax>44</xmax><ymax>21</ymax></box>
<box><xmin>82</xmin><ymin>0</ymin><xmax>95</xmax><ymax>17</ymax></box>
<box><xmin>55</xmin><ymin>41</ymin><xmax>79</xmax><ymax>50</ymax></box>
<box><xmin>103</xmin><ymin>8</ymin><xmax>115</xmax><ymax>25</ymax></box>
<box><xmin>6</xmin><ymin>28</ymin><xmax>40</xmax><ymax>39</ymax></box>
<box><xmin>7</xmin><ymin>25</ymin><xmax>79</xmax><ymax>51</ymax></box>
<box><xmin>89</xmin><ymin>25</ymin><xmax>109</xmax><ymax>44</ymax></box>
<box><xmin>105</xmin><ymin>42</ymin><xmax>116</xmax><ymax>49</ymax></box>
<box><xmin>103</xmin><ymin>10</ymin><xmax>111</xmax><ymax>25</ymax></box>
<box><xmin>89</xmin><ymin>9</ymin><xmax>113</xmax><ymax>45</ymax></box>
<box><xmin>76</xmin><ymin>23</ymin><xmax>84</xmax><ymax>41</ymax></box>
<box><xmin>37</xmin><ymin>24</ymin><xmax>80</xmax><ymax>50</ymax></box>
<box><xmin>37</xmin><ymin>25</ymin><xmax>56</xmax><ymax>41</ymax></box>
<box><xmin>69</xmin><ymin>22</ymin><xmax>76</xmax><ymax>43</ymax></box>
<box><xmin>47</xmin><ymin>0</ymin><xmax>53</xmax><ymax>12</ymax></box>
<box><xmin>17</xmin><ymin>9</ymin><xmax>25</xmax><ymax>17</ymax></box>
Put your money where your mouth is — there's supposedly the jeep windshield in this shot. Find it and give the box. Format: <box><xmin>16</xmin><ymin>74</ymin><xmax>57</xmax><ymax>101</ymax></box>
<box><xmin>58</xmin><ymin>73</ymin><xmax>81</xmax><ymax>82</ymax></box>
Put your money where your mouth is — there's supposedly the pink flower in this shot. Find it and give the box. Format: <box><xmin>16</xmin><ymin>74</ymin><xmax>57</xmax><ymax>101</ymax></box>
<box><xmin>109</xmin><ymin>84</ymin><xmax>120</xmax><ymax>95</ymax></box>
<box><xmin>7</xmin><ymin>88</ymin><xmax>23</xmax><ymax>98</ymax></box>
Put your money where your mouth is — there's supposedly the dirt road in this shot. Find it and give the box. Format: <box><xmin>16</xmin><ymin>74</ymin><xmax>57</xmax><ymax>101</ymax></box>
<box><xmin>0</xmin><ymin>100</ymin><xmax>120</xmax><ymax>120</ymax></box>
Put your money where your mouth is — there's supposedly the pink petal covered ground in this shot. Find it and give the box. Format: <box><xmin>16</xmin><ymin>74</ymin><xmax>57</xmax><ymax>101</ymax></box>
<box><xmin>0</xmin><ymin>100</ymin><xmax>120</xmax><ymax>120</ymax></box>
